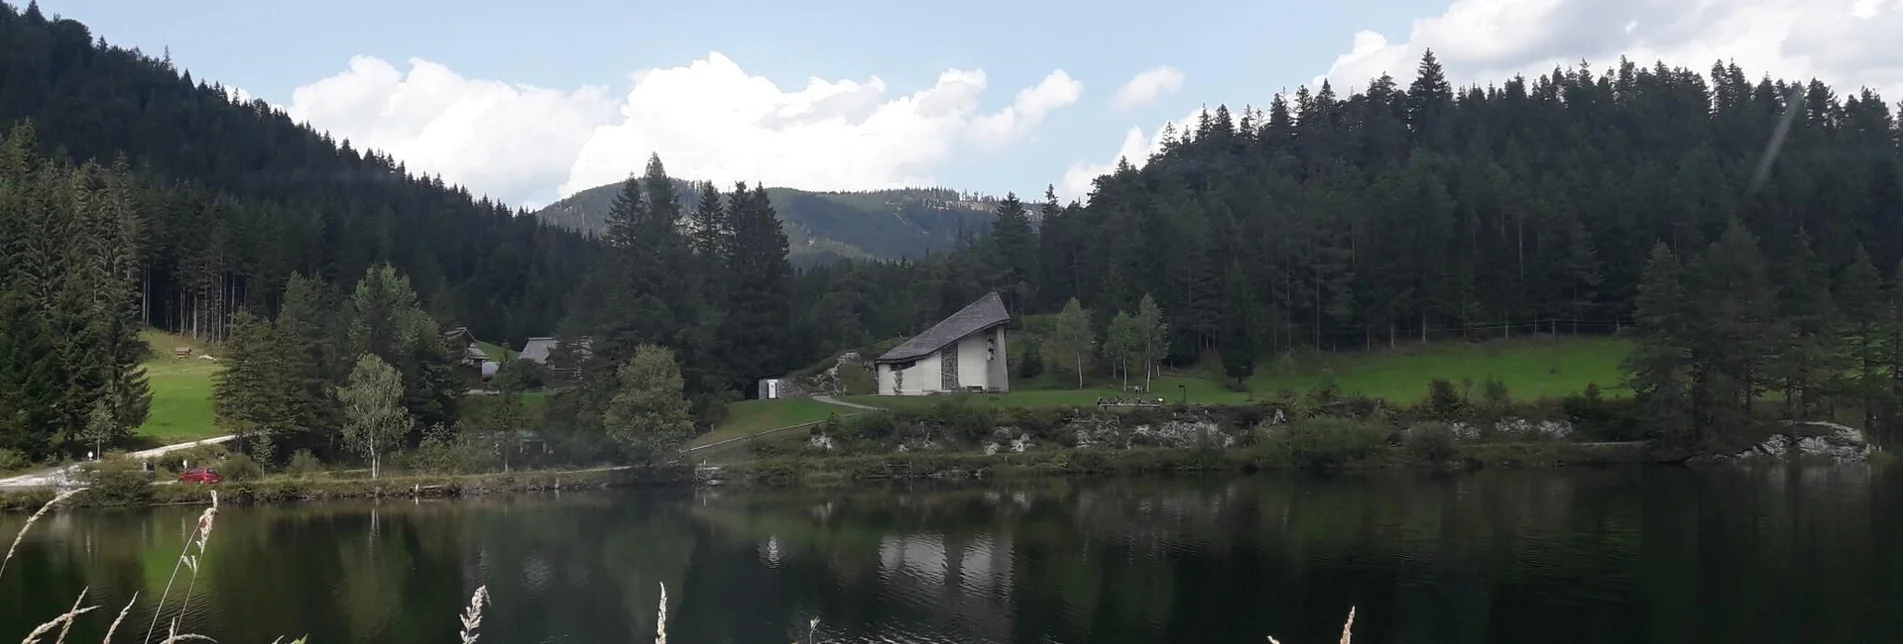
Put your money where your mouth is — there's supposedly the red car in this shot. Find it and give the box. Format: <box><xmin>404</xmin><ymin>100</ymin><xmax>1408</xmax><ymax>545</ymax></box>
<box><xmin>177</xmin><ymin>468</ymin><xmax>222</xmax><ymax>485</ymax></box>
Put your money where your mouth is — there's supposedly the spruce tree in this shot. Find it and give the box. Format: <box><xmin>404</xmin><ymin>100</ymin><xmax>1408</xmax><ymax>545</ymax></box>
<box><xmin>215</xmin><ymin>310</ymin><xmax>290</xmax><ymax>457</ymax></box>
<box><xmin>716</xmin><ymin>182</ymin><xmax>795</xmax><ymax>394</ymax></box>
<box><xmin>1219</xmin><ymin>260</ymin><xmax>1258</xmax><ymax>383</ymax></box>
<box><xmin>275</xmin><ymin>273</ymin><xmax>342</xmax><ymax>451</ymax></box>
<box><xmin>986</xmin><ymin>192</ymin><xmax>1037</xmax><ymax>315</ymax></box>
<box><xmin>1835</xmin><ymin>245</ymin><xmax>1887</xmax><ymax>434</ymax></box>
<box><xmin>1625</xmin><ymin>243</ymin><xmax>1694</xmax><ymax>445</ymax></box>
<box><xmin>1687</xmin><ymin>220</ymin><xmax>1780</xmax><ymax>433</ymax></box>
<box><xmin>1770</xmin><ymin>228</ymin><xmax>1839</xmax><ymax>416</ymax></box>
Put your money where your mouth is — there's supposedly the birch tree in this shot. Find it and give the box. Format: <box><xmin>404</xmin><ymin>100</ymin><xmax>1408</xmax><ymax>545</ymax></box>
<box><xmin>1044</xmin><ymin>298</ymin><xmax>1095</xmax><ymax>389</ymax></box>
<box><xmin>1135</xmin><ymin>294</ymin><xmax>1168</xmax><ymax>391</ymax></box>
<box><xmin>1105</xmin><ymin>311</ymin><xmax>1143</xmax><ymax>391</ymax></box>
<box><xmin>338</xmin><ymin>353</ymin><xmax>410</xmax><ymax>479</ymax></box>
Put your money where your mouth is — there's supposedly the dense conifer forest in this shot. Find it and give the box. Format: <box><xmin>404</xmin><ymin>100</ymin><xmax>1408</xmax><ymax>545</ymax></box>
<box><xmin>8</xmin><ymin>0</ymin><xmax>1903</xmax><ymax>461</ymax></box>
<box><xmin>798</xmin><ymin>52</ymin><xmax>1903</xmax><ymax>446</ymax></box>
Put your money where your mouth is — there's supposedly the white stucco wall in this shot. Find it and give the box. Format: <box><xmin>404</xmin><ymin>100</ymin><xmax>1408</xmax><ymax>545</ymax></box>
<box><xmin>878</xmin><ymin>353</ymin><xmax>942</xmax><ymax>395</ymax></box>
<box><xmin>955</xmin><ymin>333</ymin><xmax>990</xmax><ymax>390</ymax></box>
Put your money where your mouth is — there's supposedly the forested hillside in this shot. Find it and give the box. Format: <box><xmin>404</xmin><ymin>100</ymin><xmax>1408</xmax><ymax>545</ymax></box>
<box><xmin>536</xmin><ymin>181</ymin><xmax>995</xmax><ymax>263</ymax></box>
<box><xmin>0</xmin><ymin>0</ymin><xmax>594</xmax><ymax>459</ymax></box>
<box><xmin>792</xmin><ymin>53</ymin><xmax>1903</xmax><ymax>444</ymax></box>
<box><xmin>0</xmin><ymin>1</ymin><xmax>595</xmax><ymax>347</ymax></box>
<box><xmin>808</xmin><ymin>53</ymin><xmax>1903</xmax><ymax>354</ymax></box>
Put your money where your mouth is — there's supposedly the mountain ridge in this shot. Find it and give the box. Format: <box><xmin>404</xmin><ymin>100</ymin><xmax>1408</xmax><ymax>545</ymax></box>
<box><xmin>534</xmin><ymin>180</ymin><xmax>999</xmax><ymax>264</ymax></box>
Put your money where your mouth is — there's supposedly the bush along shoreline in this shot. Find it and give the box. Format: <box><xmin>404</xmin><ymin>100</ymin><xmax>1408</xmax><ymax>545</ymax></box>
<box><xmin>709</xmin><ymin>381</ymin><xmax>1664</xmax><ymax>487</ymax></box>
<box><xmin>11</xmin><ymin>377</ymin><xmax>1883</xmax><ymax>511</ymax></box>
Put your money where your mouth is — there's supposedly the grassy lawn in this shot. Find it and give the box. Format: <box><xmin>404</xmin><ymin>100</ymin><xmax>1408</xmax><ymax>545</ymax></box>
<box><xmin>835</xmin><ymin>336</ymin><xmax>1633</xmax><ymax>411</ymax></box>
<box><xmin>693</xmin><ymin>398</ymin><xmax>851</xmax><ymax>447</ymax></box>
<box><xmin>1247</xmin><ymin>336</ymin><xmax>1633</xmax><ymax>401</ymax></box>
<box><xmin>476</xmin><ymin>340</ymin><xmax>515</xmax><ymax>361</ymax></box>
<box><xmin>136</xmin><ymin>330</ymin><xmax>225</xmax><ymax>444</ymax></box>
<box><xmin>699</xmin><ymin>337</ymin><xmax>1637</xmax><ymax>440</ymax></box>
<box><xmin>839</xmin><ymin>375</ymin><xmax>1239</xmax><ymax>410</ymax></box>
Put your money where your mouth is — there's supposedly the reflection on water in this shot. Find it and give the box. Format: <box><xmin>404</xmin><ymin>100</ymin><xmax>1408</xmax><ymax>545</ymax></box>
<box><xmin>3</xmin><ymin>466</ymin><xmax>1902</xmax><ymax>643</ymax></box>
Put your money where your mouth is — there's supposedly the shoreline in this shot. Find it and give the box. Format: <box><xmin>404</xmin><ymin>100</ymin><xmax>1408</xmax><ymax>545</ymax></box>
<box><xmin>0</xmin><ymin>441</ymin><xmax>1664</xmax><ymax>511</ymax></box>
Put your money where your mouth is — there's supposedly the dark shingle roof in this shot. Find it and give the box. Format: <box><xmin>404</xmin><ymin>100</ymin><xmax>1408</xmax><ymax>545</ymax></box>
<box><xmin>518</xmin><ymin>336</ymin><xmax>592</xmax><ymax>365</ymax></box>
<box><xmin>876</xmin><ymin>292</ymin><xmax>1008</xmax><ymax>363</ymax></box>
<box><xmin>518</xmin><ymin>337</ymin><xmax>559</xmax><ymax>364</ymax></box>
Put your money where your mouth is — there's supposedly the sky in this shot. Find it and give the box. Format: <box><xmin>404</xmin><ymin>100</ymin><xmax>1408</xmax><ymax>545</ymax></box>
<box><xmin>34</xmin><ymin>0</ymin><xmax>1903</xmax><ymax>209</ymax></box>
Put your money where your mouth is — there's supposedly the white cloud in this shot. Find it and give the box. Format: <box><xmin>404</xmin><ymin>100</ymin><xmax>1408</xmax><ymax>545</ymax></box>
<box><xmin>1110</xmin><ymin>66</ymin><xmax>1185</xmax><ymax>110</ymax></box>
<box><xmin>280</xmin><ymin>52</ymin><xmax>1081</xmax><ymax>206</ymax></box>
<box><xmin>286</xmin><ymin>56</ymin><xmax>619</xmax><ymax>207</ymax></box>
<box><xmin>1056</xmin><ymin>108</ymin><xmax>1201</xmax><ymax>203</ymax></box>
<box><xmin>1315</xmin><ymin>0</ymin><xmax>1903</xmax><ymax>99</ymax></box>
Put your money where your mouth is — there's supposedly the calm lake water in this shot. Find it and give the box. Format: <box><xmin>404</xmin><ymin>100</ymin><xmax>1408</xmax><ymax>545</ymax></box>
<box><xmin>4</xmin><ymin>467</ymin><xmax>1902</xmax><ymax>643</ymax></box>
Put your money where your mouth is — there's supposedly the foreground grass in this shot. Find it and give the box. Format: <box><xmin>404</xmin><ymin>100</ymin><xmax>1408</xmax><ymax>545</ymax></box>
<box><xmin>136</xmin><ymin>330</ymin><xmax>224</xmax><ymax>444</ymax></box>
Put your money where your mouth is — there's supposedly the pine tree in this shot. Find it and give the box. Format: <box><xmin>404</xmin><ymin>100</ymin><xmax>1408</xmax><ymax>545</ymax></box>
<box><xmin>1624</xmin><ymin>243</ymin><xmax>1694</xmax><ymax>445</ymax></box>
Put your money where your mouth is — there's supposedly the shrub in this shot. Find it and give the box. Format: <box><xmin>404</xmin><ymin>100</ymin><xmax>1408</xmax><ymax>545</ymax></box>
<box><xmin>219</xmin><ymin>453</ymin><xmax>265</xmax><ymax>482</ymax></box>
<box><xmin>285</xmin><ymin>449</ymin><xmax>323</xmax><ymax>478</ymax></box>
<box><xmin>842</xmin><ymin>412</ymin><xmax>898</xmax><ymax>441</ymax></box>
<box><xmin>1017</xmin><ymin>343</ymin><xmax>1045</xmax><ymax>379</ymax></box>
<box><xmin>77</xmin><ymin>458</ymin><xmax>153</xmax><ymax>505</ymax></box>
<box><xmin>1255</xmin><ymin>417</ymin><xmax>1391</xmax><ymax>470</ymax></box>
<box><xmin>404</xmin><ymin>427</ymin><xmax>498</xmax><ymax>475</ymax></box>
<box><xmin>0</xmin><ymin>448</ymin><xmax>28</xmax><ymax>472</ymax></box>
<box><xmin>1424</xmin><ymin>378</ymin><xmax>1467</xmax><ymax>420</ymax></box>
<box><xmin>1309</xmin><ymin>377</ymin><xmax>1343</xmax><ymax>406</ymax></box>
<box><xmin>1000</xmin><ymin>407</ymin><xmax>1070</xmax><ymax>439</ymax></box>
<box><xmin>836</xmin><ymin>362</ymin><xmax>876</xmax><ymax>395</ymax></box>
<box><xmin>1482</xmin><ymin>376</ymin><xmax>1511</xmax><ymax>408</ymax></box>
<box><xmin>1403</xmin><ymin>423</ymin><xmax>1461</xmax><ymax>463</ymax></box>
<box><xmin>917</xmin><ymin>395</ymin><xmax>998</xmax><ymax>444</ymax></box>
<box><xmin>167</xmin><ymin>443</ymin><xmax>231</xmax><ymax>472</ymax></box>
<box><xmin>693</xmin><ymin>390</ymin><xmax>740</xmax><ymax>431</ymax></box>
<box><xmin>1561</xmin><ymin>385</ymin><xmax>1643</xmax><ymax>441</ymax></box>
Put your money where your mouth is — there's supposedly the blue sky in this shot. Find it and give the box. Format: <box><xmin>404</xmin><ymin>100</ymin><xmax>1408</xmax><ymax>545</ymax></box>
<box><xmin>34</xmin><ymin>0</ymin><xmax>1903</xmax><ymax>207</ymax></box>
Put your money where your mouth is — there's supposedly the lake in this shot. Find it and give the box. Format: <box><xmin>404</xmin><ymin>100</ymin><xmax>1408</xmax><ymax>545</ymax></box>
<box><xmin>4</xmin><ymin>466</ymin><xmax>1901</xmax><ymax>643</ymax></box>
